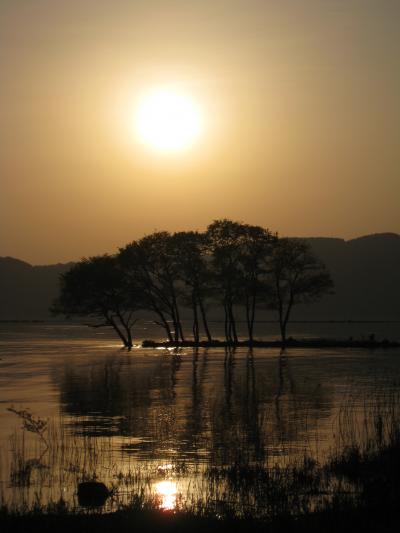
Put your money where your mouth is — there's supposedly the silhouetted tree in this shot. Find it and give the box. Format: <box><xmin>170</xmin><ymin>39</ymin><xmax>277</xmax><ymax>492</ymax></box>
<box><xmin>52</xmin><ymin>255</ymin><xmax>139</xmax><ymax>348</ymax></box>
<box><xmin>206</xmin><ymin>220</ymin><xmax>243</xmax><ymax>342</ymax></box>
<box><xmin>172</xmin><ymin>231</ymin><xmax>213</xmax><ymax>342</ymax></box>
<box><xmin>207</xmin><ymin>220</ymin><xmax>276</xmax><ymax>343</ymax></box>
<box><xmin>267</xmin><ymin>239</ymin><xmax>334</xmax><ymax>344</ymax></box>
<box><xmin>119</xmin><ymin>232</ymin><xmax>185</xmax><ymax>342</ymax></box>
<box><xmin>52</xmin><ymin>224</ymin><xmax>334</xmax><ymax>348</ymax></box>
<box><xmin>236</xmin><ymin>224</ymin><xmax>276</xmax><ymax>343</ymax></box>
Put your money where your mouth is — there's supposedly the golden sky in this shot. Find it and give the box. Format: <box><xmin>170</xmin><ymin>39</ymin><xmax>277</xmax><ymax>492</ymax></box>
<box><xmin>1</xmin><ymin>0</ymin><xmax>399</xmax><ymax>264</ymax></box>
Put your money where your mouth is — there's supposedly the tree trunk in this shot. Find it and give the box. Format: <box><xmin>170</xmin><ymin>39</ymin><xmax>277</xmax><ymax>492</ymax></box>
<box><xmin>154</xmin><ymin>319</ymin><xmax>173</xmax><ymax>342</ymax></box>
<box><xmin>122</xmin><ymin>326</ymin><xmax>132</xmax><ymax>349</ymax></box>
<box><xmin>155</xmin><ymin>308</ymin><xmax>173</xmax><ymax>342</ymax></box>
<box><xmin>169</xmin><ymin>304</ymin><xmax>179</xmax><ymax>343</ymax></box>
<box><xmin>192</xmin><ymin>297</ymin><xmax>199</xmax><ymax>343</ymax></box>
<box><xmin>198</xmin><ymin>297</ymin><xmax>212</xmax><ymax>342</ymax></box>
<box><xmin>116</xmin><ymin>311</ymin><xmax>134</xmax><ymax>349</ymax></box>
<box><xmin>164</xmin><ymin>308</ymin><xmax>178</xmax><ymax>342</ymax></box>
<box><xmin>149</xmin><ymin>294</ymin><xmax>173</xmax><ymax>342</ymax></box>
<box><xmin>249</xmin><ymin>289</ymin><xmax>257</xmax><ymax>344</ymax></box>
<box><xmin>224</xmin><ymin>302</ymin><xmax>230</xmax><ymax>343</ymax></box>
<box><xmin>122</xmin><ymin>322</ymin><xmax>133</xmax><ymax>349</ymax></box>
<box><xmin>167</xmin><ymin>279</ymin><xmax>184</xmax><ymax>343</ymax></box>
<box><xmin>108</xmin><ymin>315</ymin><xmax>130</xmax><ymax>348</ymax></box>
<box><xmin>281</xmin><ymin>294</ymin><xmax>294</xmax><ymax>346</ymax></box>
<box><xmin>172</xmin><ymin>295</ymin><xmax>185</xmax><ymax>342</ymax></box>
<box><xmin>161</xmin><ymin>317</ymin><xmax>173</xmax><ymax>342</ymax></box>
<box><xmin>245</xmin><ymin>296</ymin><xmax>251</xmax><ymax>342</ymax></box>
<box><xmin>245</xmin><ymin>294</ymin><xmax>256</xmax><ymax>345</ymax></box>
<box><xmin>280</xmin><ymin>319</ymin><xmax>287</xmax><ymax>345</ymax></box>
<box><xmin>177</xmin><ymin>309</ymin><xmax>185</xmax><ymax>342</ymax></box>
<box><xmin>229</xmin><ymin>303</ymin><xmax>238</xmax><ymax>344</ymax></box>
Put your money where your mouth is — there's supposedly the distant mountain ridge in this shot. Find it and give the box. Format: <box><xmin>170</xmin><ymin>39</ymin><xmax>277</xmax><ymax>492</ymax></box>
<box><xmin>298</xmin><ymin>233</ymin><xmax>400</xmax><ymax>320</ymax></box>
<box><xmin>0</xmin><ymin>257</ymin><xmax>73</xmax><ymax>320</ymax></box>
<box><xmin>0</xmin><ymin>233</ymin><xmax>399</xmax><ymax>320</ymax></box>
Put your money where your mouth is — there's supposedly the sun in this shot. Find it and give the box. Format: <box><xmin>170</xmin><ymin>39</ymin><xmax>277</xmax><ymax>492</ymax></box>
<box><xmin>135</xmin><ymin>87</ymin><xmax>204</xmax><ymax>152</ymax></box>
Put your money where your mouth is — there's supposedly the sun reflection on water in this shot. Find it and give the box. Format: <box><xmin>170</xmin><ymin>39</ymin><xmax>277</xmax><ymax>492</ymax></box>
<box><xmin>154</xmin><ymin>480</ymin><xmax>177</xmax><ymax>510</ymax></box>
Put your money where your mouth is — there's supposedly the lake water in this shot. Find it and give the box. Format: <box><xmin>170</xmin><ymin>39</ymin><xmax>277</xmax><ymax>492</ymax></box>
<box><xmin>0</xmin><ymin>322</ymin><xmax>399</xmax><ymax>513</ymax></box>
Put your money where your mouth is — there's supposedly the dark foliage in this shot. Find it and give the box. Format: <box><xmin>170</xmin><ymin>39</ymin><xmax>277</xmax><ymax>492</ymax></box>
<box><xmin>52</xmin><ymin>255</ymin><xmax>140</xmax><ymax>347</ymax></box>
<box><xmin>53</xmin><ymin>221</ymin><xmax>333</xmax><ymax>346</ymax></box>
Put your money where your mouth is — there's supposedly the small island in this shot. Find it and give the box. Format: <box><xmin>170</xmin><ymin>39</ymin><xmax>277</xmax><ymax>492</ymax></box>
<box><xmin>53</xmin><ymin>220</ymin><xmax>337</xmax><ymax>348</ymax></box>
<box><xmin>141</xmin><ymin>337</ymin><xmax>400</xmax><ymax>349</ymax></box>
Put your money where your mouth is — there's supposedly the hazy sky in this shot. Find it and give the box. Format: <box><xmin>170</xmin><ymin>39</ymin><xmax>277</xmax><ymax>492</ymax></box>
<box><xmin>1</xmin><ymin>0</ymin><xmax>399</xmax><ymax>264</ymax></box>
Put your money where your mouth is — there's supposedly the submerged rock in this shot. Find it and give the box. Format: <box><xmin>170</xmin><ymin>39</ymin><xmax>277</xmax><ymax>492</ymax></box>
<box><xmin>77</xmin><ymin>481</ymin><xmax>110</xmax><ymax>507</ymax></box>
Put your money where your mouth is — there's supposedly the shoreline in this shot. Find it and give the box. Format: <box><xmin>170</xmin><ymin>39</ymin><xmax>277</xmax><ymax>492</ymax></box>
<box><xmin>141</xmin><ymin>338</ymin><xmax>400</xmax><ymax>349</ymax></box>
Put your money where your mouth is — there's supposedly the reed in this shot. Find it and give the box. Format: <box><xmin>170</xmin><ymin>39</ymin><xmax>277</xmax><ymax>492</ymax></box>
<box><xmin>1</xmin><ymin>385</ymin><xmax>400</xmax><ymax>523</ymax></box>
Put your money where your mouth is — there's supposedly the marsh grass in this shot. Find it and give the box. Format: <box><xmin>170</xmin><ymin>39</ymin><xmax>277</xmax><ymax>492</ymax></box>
<box><xmin>324</xmin><ymin>387</ymin><xmax>400</xmax><ymax>513</ymax></box>
<box><xmin>1</xmin><ymin>386</ymin><xmax>400</xmax><ymax>528</ymax></box>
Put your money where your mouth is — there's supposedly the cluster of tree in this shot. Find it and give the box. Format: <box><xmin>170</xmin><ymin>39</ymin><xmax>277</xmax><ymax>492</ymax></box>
<box><xmin>52</xmin><ymin>219</ymin><xmax>333</xmax><ymax>348</ymax></box>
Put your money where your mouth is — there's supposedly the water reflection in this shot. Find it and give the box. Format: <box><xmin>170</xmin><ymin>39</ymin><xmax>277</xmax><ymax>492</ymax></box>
<box><xmin>154</xmin><ymin>480</ymin><xmax>177</xmax><ymax>510</ymax></box>
<box><xmin>2</xmin><ymin>322</ymin><xmax>400</xmax><ymax>515</ymax></box>
<box><xmin>51</xmin><ymin>347</ymin><xmax>336</xmax><ymax>467</ymax></box>
<box><xmin>1</xmin><ymin>330</ymin><xmax>400</xmax><ymax>513</ymax></box>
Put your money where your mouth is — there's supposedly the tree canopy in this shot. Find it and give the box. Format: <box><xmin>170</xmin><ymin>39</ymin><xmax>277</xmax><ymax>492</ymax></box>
<box><xmin>266</xmin><ymin>239</ymin><xmax>334</xmax><ymax>342</ymax></box>
<box><xmin>53</xmin><ymin>221</ymin><xmax>333</xmax><ymax>346</ymax></box>
<box><xmin>52</xmin><ymin>254</ymin><xmax>140</xmax><ymax>348</ymax></box>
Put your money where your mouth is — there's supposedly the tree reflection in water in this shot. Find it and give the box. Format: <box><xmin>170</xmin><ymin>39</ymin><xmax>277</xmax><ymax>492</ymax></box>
<box><xmin>52</xmin><ymin>347</ymin><xmax>332</xmax><ymax>466</ymax></box>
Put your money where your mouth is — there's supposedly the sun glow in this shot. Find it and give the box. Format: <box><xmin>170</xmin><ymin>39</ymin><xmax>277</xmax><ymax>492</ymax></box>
<box><xmin>135</xmin><ymin>87</ymin><xmax>204</xmax><ymax>152</ymax></box>
<box><xmin>154</xmin><ymin>480</ymin><xmax>177</xmax><ymax>510</ymax></box>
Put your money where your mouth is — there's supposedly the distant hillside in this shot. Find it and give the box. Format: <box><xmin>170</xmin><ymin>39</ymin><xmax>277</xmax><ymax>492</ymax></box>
<box><xmin>298</xmin><ymin>233</ymin><xmax>400</xmax><ymax>320</ymax></box>
<box><xmin>0</xmin><ymin>233</ymin><xmax>399</xmax><ymax>320</ymax></box>
<box><xmin>0</xmin><ymin>257</ymin><xmax>72</xmax><ymax>320</ymax></box>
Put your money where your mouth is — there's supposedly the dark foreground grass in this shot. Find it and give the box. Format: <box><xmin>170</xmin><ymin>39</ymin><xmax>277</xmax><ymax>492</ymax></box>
<box><xmin>2</xmin><ymin>439</ymin><xmax>400</xmax><ymax>533</ymax></box>
<box><xmin>1</xmin><ymin>502</ymin><xmax>399</xmax><ymax>533</ymax></box>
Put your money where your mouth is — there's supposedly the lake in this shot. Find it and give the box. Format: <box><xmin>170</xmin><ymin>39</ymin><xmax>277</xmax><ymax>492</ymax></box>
<box><xmin>0</xmin><ymin>321</ymin><xmax>399</xmax><ymax>514</ymax></box>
